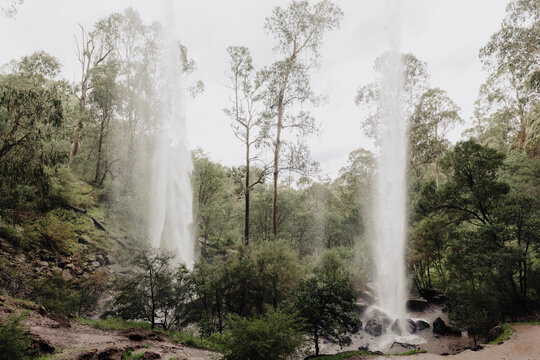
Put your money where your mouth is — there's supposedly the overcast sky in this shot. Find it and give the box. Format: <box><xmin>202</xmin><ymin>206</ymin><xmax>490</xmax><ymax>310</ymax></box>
<box><xmin>1</xmin><ymin>0</ymin><xmax>509</xmax><ymax>178</ymax></box>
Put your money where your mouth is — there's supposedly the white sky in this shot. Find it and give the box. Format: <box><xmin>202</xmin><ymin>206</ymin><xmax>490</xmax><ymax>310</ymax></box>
<box><xmin>0</xmin><ymin>0</ymin><xmax>509</xmax><ymax>179</ymax></box>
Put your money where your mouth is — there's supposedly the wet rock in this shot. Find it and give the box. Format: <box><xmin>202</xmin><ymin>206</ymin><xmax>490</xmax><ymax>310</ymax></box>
<box><xmin>365</xmin><ymin>319</ymin><xmax>384</xmax><ymax>336</ymax></box>
<box><xmin>433</xmin><ymin>317</ymin><xmax>448</xmax><ymax>335</ymax></box>
<box><xmin>141</xmin><ymin>352</ymin><xmax>161</xmax><ymax>360</ymax></box>
<box><xmin>406</xmin><ymin>318</ymin><xmax>417</xmax><ymax>333</ymax></box>
<box><xmin>406</xmin><ymin>298</ymin><xmax>429</xmax><ymax>312</ymax></box>
<box><xmin>78</xmin><ymin>236</ymin><xmax>91</xmax><ymax>244</ymax></box>
<box><xmin>391</xmin><ymin>319</ymin><xmax>403</xmax><ymax>335</ymax></box>
<box><xmin>30</xmin><ymin>335</ymin><xmax>55</xmax><ymax>353</ymax></box>
<box><xmin>415</xmin><ymin>319</ymin><xmax>430</xmax><ymax>331</ymax></box>
<box><xmin>364</xmin><ymin>308</ymin><xmax>392</xmax><ymax>336</ymax></box>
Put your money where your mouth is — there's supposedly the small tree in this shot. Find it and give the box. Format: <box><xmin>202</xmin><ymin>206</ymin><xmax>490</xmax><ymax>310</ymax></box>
<box><xmin>224</xmin><ymin>309</ymin><xmax>304</xmax><ymax>360</ymax></box>
<box><xmin>290</xmin><ymin>269</ymin><xmax>358</xmax><ymax>356</ymax></box>
<box><xmin>113</xmin><ymin>249</ymin><xmax>191</xmax><ymax>330</ymax></box>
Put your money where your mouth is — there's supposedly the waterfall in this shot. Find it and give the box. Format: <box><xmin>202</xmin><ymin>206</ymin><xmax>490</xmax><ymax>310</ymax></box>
<box><xmin>147</xmin><ymin>1</ymin><xmax>194</xmax><ymax>266</ymax></box>
<box><xmin>371</xmin><ymin>0</ymin><xmax>408</xmax><ymax>320</ymax></box>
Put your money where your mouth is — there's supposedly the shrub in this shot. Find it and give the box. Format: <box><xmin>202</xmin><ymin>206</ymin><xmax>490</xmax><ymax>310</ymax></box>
<box><xmin>0</xmin><ymin>314</ymin><xmax>33</xmax><ymax>360</ymax></box>
<box><xmin>223</xmin><ymin>309</ymin><xmax>304</xmax><ymax>360</ymax></box>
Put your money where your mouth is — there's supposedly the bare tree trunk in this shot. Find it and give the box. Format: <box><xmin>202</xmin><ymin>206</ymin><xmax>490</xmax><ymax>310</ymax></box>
<box><xmin>94</xmin><ymin>116</ymin><xmax>106</xmax><ymax>183</ymax></box>
<box><xmin>245</xmin><ymin>129</ymin><xmax>250</xmax><ymax>245</ymax></box>
<box><xmin>272</xmin><ymin>103</ymin><xmax>282</xmax><ymax>238</ymax></box>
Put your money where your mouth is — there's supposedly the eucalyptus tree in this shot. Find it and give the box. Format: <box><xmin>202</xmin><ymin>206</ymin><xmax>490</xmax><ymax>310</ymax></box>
<box><xmin>68</xmin><ymin>18</ymin><xmax>116</xmax><ymax>167</ymax></box>
<box><xmin>355</xmin><ymin>53</ymin><xmax>430</xmax><ymax>142</ymax></box>
<box><xmin>262</xmin><ymin>0</ymin><xmax>343</xmax><ymax>238</ymax></box>
<box><xmin>225</xmin><ymin>46</ymin><xmax>268</xmax><ymax>245</ymax></box>
<box><xmin>410</xmin><ymin>88</ymin><xmax>462</xmax><ymax>188</ymax></box>
<box><xmin>88</xmin><ymin>60</ymin><xmax>119</xmax><ymax>185</ymax></box>
<box><xmin>477</xmin><ymin>0</ymin><xmax>540</xmax><ymax>155</ymax></box>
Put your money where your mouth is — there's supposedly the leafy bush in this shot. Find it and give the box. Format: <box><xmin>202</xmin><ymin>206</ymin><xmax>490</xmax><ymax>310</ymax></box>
<box><xmin>0</xmin><ymin>314</ymin><xmax>33</xmax><ymax>360</ymax></box>
<box><xmin>223</xmin><ymin>309</ymin><xmax>304</xmax><ymax>360</ymax></box>
<box><xmin>31</xmin><ymin>272</ymin><xmax>79</xmax><ymax>315</ymax></box>
<box><xmin>37</xmin><ymin>212</ymin><xmax>74</xmax><ymax>253</ymax></box>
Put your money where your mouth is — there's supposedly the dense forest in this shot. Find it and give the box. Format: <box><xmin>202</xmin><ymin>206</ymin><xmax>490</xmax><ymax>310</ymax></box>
<box><xmin>0</xmin><ymin>0</ymin><xmax>539</xmax><ymax>359</ymax></box>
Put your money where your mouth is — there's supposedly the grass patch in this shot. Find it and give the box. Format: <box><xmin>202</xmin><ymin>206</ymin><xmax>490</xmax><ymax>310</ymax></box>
<box><xmin>168</xmin><ymin>331</ymin><xmax>227</xmax><ymax>353</ymax></box>
<box><xmin>308</xmin><ymin>349</ymin><xmax>427</xmax><ymax>359</ymax></box>
<box><xmin>77</xmin><ymin>317</ymin><xmax>152</xmax><ymax>331</ymax></box>
<box><xmin>489</xmin><ymin>323</ymin><xmax>515</xmax><ymax>345</ymax></box>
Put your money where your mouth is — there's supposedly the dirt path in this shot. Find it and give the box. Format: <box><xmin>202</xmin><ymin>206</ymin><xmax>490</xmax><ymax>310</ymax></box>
<box><xmin>0</xmin><ymin>296</ymin><xmax>219</xmax><ymax>360</ymax></box>
<box><xmin>380</xmin><ymin>324</ymin><xmax>540</xmax><ymax>360</ymax></box>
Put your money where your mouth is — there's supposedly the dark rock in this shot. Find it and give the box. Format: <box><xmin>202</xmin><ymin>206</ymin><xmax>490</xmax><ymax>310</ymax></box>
<box><xmin>77</xmin><ymin>350</ymin><xmax>98</xmax><ymax>360</ymax></box>
<box><xmin>30</xmin><ymin>335</ymin><xmax>55</xmax><ymax>353</ymax></box>
<box><xmin>487</xmin><ymin>325</ymin><xmax>504</xmax><ymax>342</ymax></box>
<box><xmin>103</xmin><ymin>255</ymin><xmax>112</xmax><ymax>265</ymax></box>
<box><xmin>406</xmin><ymin>318</ymin><xmax>417</xmax><ymax>333</ymax></box>
<box><xmin>365</xmin><ymin>319</ymin><xmax>384</xmax><ymax>336</ymax></box>
<box><xmin>421</xmin><ymin>289</ymin><xmax>446</xmax><ymax>304</ymax></box>
<box><xmin>141</xmin><ymin>352</ymin><xmax>161</xmax><ymax>360</ymax></box>
<box><xmin>406</xmin><ymin>299</ymin><xmax>429</xmax><ymax>312</ymax></box>
<box><xmin>78</xmin><ymin>236</ymin><xmax>91</xmax><ymax>244</ymax></box>
<box><xmin>47</xmin><ymin>312</ymin><xmax>71</xmax><ymax>328</ymax></box>
<box><xmin>415</xmin><ymin>319</ymin><xmax>430</xmax><ymax>331</ymax></box>
<box><xmin>358</xmin><ymin>345</ymin><xmax>369</xmax><ymax>351</ymax></box>
<box><xmin>433</xmin><ymin>317</ymin><xmax>448</xmax><ymax>335</ymax></box>
<box><xmin>97</xmin><ymin>347</ymin><xmax>124</xmax><ymax>360</ymax></box>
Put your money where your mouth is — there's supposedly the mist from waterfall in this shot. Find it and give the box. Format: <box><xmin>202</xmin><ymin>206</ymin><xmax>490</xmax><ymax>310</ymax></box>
<box><xmin>371</xmin><ymin>1</ymin><xmax>408</xmax><ymax>320</ymax></box>
<box><xmin>147</xmin><ymin>1</ymin><xmax>194</xmax><ymax>266</ymax></box>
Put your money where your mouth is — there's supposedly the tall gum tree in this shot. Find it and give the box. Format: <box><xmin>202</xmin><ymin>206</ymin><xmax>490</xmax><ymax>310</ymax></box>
<box><xmin>262</xmin><ymin>0</ymin><xmax>343</xmax><ymax>238</ymax></box>
<box><xmin>225</xmin><ymin>46</ymin><xmax>268</xmax><ymax>246</ymax></box>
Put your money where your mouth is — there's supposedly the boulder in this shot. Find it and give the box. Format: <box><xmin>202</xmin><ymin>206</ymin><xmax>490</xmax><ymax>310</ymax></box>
<box><xmin>487</xmin><ymin>325</ymin><xmax>504</xmax><ymax>342</ymax></box>
<box><xmin>433</xmin><ymin>317</ymin><xmax>448</xmax><ymax>335</ymax></box>
<box><xmin>61</xmin><ymin>269</ymin><xmax>73</xmax><ymax>281</ymax></box>
<box><xmin>97</xmin><ymin>347</ymin><xmax>124</xmax><ymax>360</ymax></box>
<box><xmin>406</xmin><ymin>318</ymin><xmax>417</xmax><ymax>333</ymax></box>
<box><xmin>365</xmin><ymin>319</ymin><xmax>384</xmax><ymax>336</ymax></box>
<box><xmin>406</xmin><ymin>299</ymin><xmax>429</xmax><ymax>312</ymax></box>
<box><xmin>141</xmin><ymin>352</ymin><xmax>161</xmax><ymax>360</ymax></box>
<box><xmin>391</xmin><ymin>319</ymin><xmax>403</xmax><ymax>335</ymax></box>
<box><xmin>415</xmin><ymin>319</ymin><xmax>430</xmax><ymax>331</ymax></box>
<box><xmin>363</xmin><ymin>308</ymin><xmax>392</xmax><ymax>337</ymax></box>
<box><xmin>30</xmin><ymin>335</ymin><xmax>55</xmax><ymax>353</ymax></box>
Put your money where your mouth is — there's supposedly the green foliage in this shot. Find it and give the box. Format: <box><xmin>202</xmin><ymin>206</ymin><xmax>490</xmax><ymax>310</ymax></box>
<box><xmin>31</xmin><ymin>272</ymin><xmax>79</xmax><ymax>316</ymax></box>
<box><xmin>112</xmin><ymin>249</ymin><xmax>193</xmax><ymax>330</ymax></box>
<box><xmin>77</xmin><ymin>317</ymin><xmax>152</xmax><ymax>331</ymax></box>
<box><xmin>223</xmin><ymin>309</ymin><xmax>304</xmax><ymax>360</ymax></box>
<box><xmin>36</xmin><ymin>212</ymin><xmax>75</xmax><ymax>253</ymax></box>
<box><xmin>289</xmin><ymin>269</ymin><xmax>358</xmax><ymax>356</ymax></box>
<box><xmin>0</xmin><ymin>314</ymin><xmax>33</xmax><ymax>360</ymax></box>
<box><xmin>121</xmin><ymin>348</ymin><xmax>144</xmax><ymax>360</ymax></box>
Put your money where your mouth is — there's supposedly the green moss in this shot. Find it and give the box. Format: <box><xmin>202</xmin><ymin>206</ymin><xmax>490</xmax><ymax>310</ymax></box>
<box><xmin>489</xmin><ymin>323</ymin><xmax>515</xmax><ymax>345</ymax></box>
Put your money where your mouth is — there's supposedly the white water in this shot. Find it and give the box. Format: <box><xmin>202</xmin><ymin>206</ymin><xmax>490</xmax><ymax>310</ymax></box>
<box><xmin>371</xmin><ymin>0</ymin><xmax>408</xmax><ymax>320</ymax></box>
<box><xmin>147</xmin><ymin>2</ymin><xmax>194</xmax><ymax>266</ymax></box>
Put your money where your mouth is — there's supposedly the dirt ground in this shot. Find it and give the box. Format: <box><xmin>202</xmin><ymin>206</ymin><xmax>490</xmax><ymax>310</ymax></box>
<box><xmin>0</xmin><ymin>295</ymin><xmax>219</xmax><ymax>360</ymax></box>
<box><xmin>379</xmin><ymin>324</ymin><xmax>540</xmax><ymax>360</ymax></box>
